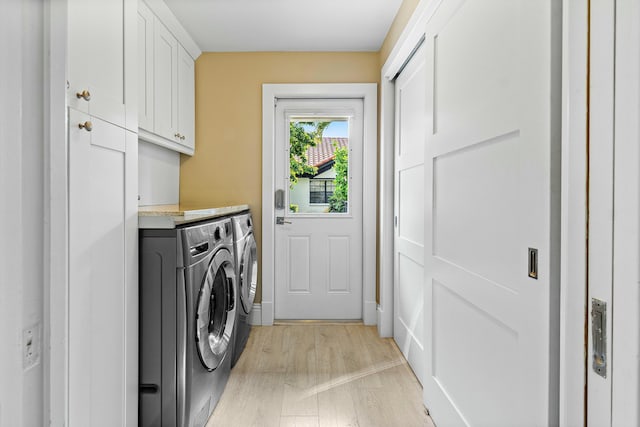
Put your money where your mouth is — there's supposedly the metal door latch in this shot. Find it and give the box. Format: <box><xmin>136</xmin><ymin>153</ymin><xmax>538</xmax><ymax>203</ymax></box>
<box><xmin>276</xmin><ymin>216</ymin><xmax>291</xmax><ymax>225</ymax></box>
<box><xmin>592</xmin><ymin>298</ymin><xmax>607</xmax><ymax>378</ymax></box>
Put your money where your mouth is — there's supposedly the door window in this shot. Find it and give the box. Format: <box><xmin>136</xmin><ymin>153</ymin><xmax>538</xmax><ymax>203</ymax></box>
<box><xmin>288</xmin><ymin>119</ymin><xmax>349</xmax><ymax>214</ymax></box>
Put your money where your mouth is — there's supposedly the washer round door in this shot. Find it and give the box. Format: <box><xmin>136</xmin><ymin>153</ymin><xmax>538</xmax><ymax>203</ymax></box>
<box><xmin>239</xmin><ymin>233</ymin><xmax>258</xmax><ymax>314</ymax></box>
<box><xmin>196</xmin><ymin>248</ymin><xmax>236</xmax><ymax>371</ymax></box>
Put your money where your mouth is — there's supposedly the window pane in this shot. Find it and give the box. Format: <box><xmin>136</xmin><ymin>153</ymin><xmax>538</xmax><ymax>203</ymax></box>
<box><xmin>288</xmin><ymin>119</ymin><xmax>349</xmax><ymax>214</ymax></box>
<box><xmin>309</xmin><ymin>180</ymin><xmax>334</xmax><ymax>204</ymax></box>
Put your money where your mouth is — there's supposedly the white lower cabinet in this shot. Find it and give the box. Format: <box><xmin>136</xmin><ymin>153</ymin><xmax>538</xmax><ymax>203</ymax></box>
<box><xmin>68</xmin><ymin>108</ymin><xmax>138</xmax><ymax>427</ymax></box>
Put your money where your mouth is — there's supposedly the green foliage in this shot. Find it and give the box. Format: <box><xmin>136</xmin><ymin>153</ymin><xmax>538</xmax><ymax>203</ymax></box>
<box><xmin>289</xmin><ymin>204</ymin><xmax>299</xmax><ymax>213</ymax></box>
<box><xmin>329</xmin><ymin>143</ymin><xmax>348</xmax><ymax>213</ymax></box>
<box><xmin>289</xmin><ymin>121</ymin><xmax>330</xmax><ymax>187</ymax></box>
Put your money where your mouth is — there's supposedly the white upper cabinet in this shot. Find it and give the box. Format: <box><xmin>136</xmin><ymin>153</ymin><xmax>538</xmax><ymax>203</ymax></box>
<box><xmin>138</xmin><ymin>0</ymin><xmax>200</xmax><ymax>156</ymax></box>
<box><xmin>177</xmin><ymin>44</ymin><xmax>195</xmax><ymax>151</ymax></box>
<box><xmin>68</xmin><ymin>0</ymin><xmax>136</xmax><ymax>132</ymax></box>
<box><xmin>138</xmin><ymin>1</ymin><xmax>154</xmax><ymax>130</ymax></box>
<box><xmin>153</xmin><ymin>18</ymin><xmax>179</xmax><ymax>141</ymax></box>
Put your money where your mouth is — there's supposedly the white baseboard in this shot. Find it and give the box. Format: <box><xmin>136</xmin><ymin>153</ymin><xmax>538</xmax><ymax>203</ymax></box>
<box><xmin>251</xmin><ymin>301</ymin><xmax>377</xmax><ymax>326</ymax></box>
<box><xmin>377</xmin><ymin>304</ymin><xmax>393</xmax><ymax>337</ymax></box>
<box><xmin>249</xmin><ymin>303</ymin><xmax>262</xmax><ymax>325</ymax></box>
<box><xmin>363</xmin><ymin>300</ymin><xmax>377</xmax><ymax>326</ymax></box>
<box><xmin>260</xmin><ymin>301</ymin><xmax>274</xmax><ymax>325</ymax></box>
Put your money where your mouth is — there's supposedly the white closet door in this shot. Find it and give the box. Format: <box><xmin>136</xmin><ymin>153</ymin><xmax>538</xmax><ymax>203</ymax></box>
<box><xmin>422</xmin><ymin>0</ymin><xmax>561</xmax><ymax>425</ymax></box>
<box><xmin>393</xmin><ymin>43</ymin><xmax>427</xmax><ymax>385</ymax></box>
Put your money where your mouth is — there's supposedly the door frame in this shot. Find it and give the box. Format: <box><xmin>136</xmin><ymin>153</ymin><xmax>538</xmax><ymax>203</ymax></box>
<box><xmin>559</xmin><ymin>0</ymin><xmax>588</xmax><ymax>424</ymax></box>
<box><xmin>46</xmin><ymin>1</ymin><xmax>70</xmax><ymax>425</ymax></box>
<box><xmin>261</xmin><ymin>83</ymin><xmax>378</xmax><ymax>326</ymax></box>
<box><xmin>604</xmin><ymin>0</ymin><xmax>640</xmax><ymax>423</ymax></box>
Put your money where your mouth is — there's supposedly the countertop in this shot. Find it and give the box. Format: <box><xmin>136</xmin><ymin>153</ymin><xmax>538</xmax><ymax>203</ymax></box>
<box><xmin>138</xmin><ymin>204</ymin><xmax>250</xmax><ymax>229</ymax></box>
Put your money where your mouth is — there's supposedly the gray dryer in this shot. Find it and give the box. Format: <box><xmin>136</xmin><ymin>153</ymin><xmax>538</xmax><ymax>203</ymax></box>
<box><xmin>139</xmin><ymin>218</ymin><xmax>236</xmax><ymax>427</ymax></box>
<box><xmin>230</xmin><ymin>211</ymin><xmax>258</xmax><ymax>367</ymax></box>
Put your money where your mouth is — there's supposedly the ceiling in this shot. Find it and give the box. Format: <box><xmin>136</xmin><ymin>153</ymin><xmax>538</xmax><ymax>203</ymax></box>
<box><xmin>162</xmin><ymin>0</ymin><xmax>404</xmax><ymax>52</ymax></box>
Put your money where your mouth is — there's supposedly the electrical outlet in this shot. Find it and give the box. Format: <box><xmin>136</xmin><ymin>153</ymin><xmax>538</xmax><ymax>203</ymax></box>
<box><xmin>23</xmin><ymin>323</ymin><xmax>41</xmax><ymax>370</ymax></box>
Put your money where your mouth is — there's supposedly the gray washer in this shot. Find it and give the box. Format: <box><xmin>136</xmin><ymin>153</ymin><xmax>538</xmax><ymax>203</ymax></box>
<box><xmin>139</xmin><ymin>218</ymin><xmax>236</xmax><ymax>427</ymax></box>
<box><xmin>230</xmin><ymin>211</ymin><xmax>258</xmax><ymax>367</ymax></box>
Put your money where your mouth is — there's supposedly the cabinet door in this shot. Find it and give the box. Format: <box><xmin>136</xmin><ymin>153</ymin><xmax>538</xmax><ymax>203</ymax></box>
<box><xmin>138</xmin><ymin>1</ymin><xmax>154</xmax><ymax>131</ymax></box>
<box><xmin>68</xmin><ymin>108</ymin><xmax>138</xmax><ymax>426</ymax></box>
<box><xmin>153</xmin><ymin>18</ymin><xmax>178</xmax><ymax>141</ymax></box>
<box><xmin>67</xmin><ymin>0</ymin><xmax>126</xmax><ymax>128</ymax></box>
<box><xmin>177</xmin><ymin>44</ymin><xmax>195</xmax><ymax>151</ymax></box>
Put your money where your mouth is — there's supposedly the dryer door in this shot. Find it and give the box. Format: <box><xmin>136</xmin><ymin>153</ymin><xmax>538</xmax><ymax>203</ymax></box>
<box><xmin>195</xmin><ymin>248</ymin><xmax>236</xmax><ymax>371</ymax></box>
<box><xmin>239</xmin><ymin>233</ymin><xmax>258</xmax><ymax>314</ymax></box>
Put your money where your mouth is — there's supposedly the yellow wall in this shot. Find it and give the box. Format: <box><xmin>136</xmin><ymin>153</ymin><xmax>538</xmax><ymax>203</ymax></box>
<box><xmin>180</xmin><ymin>0</ymin><xmax>421</xmax><ymax>304</ymax></box>
<box><xmin>379</xmin><ymin>0</ymin><xmax>421</xmax><ymax>67</ymax></box>
<box><xmin>180</xmin><ymin>52</ymin><xmax>380</xmax><ymax>301</ymax></box>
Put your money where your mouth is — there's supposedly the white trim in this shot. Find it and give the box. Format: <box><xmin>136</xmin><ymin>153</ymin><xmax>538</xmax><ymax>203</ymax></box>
<box><xmin>612</xmin><ymin>0</ymin><xmax>640</xmax><ymax>423</ymax></box>
<box><xmin>46</xmin><ymin>1</ymin><xmax>69</xmax><ymax>425</ymax></box>
<box><xmin>261</xmin><ymin>83</ymin><xmax>377</xmax><ymax>326</ymax></box>
<box><xmin>138</xmin><ymin>128</ymin><xmax>195</xmax><ymax>156</ymax></box>
<box><xmin>142</xmin><ymin>0</ymin><xmax>202</xmax><ymax>60</ymax></box>
<box><xmin>377</xmin><ymin>77</ymin><xmax>395</xmax><ymax>338</ymax></box>
<box><xmin>560</xmin><ymin>0</ymin><xmax>588</xmax><ymax>424</ymax></box>
<box><xmin>376</xmin><ymin>305</ymin><xmax>392</xmax><ymax>337</ymax></box>
<box><xmin>249</xmin><ymin>304</ymin><xmax>262</xmax><ymax>326</ymax></box>
<box><xmin>0</xmin><ymin>2</ymin><xmax>25</xmax><ymax>425</ymax></box>
<box><xmin>381</xmin><ymin>0</ymin><xmax>441</xmax><ymax>80</ymax></box>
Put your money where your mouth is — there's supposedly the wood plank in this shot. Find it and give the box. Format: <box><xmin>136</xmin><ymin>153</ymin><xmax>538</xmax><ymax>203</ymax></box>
<box><xmin>208</xmin><ymin>324</ymin><xmax>433</xmax><ymax>427</ymax></box>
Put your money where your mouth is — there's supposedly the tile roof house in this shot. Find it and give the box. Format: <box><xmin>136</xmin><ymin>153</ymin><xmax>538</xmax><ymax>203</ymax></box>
<box><xmin>302</xmin><ymin>137</ymin><xmax>349</xmax><ymax>177</ymax></box>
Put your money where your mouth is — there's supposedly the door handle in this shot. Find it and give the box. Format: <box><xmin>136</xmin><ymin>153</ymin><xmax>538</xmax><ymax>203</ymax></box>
<box><xmin>276</xmin><ymin>216</ymin><xmax>292</xmax><ymax>225</ymax></box>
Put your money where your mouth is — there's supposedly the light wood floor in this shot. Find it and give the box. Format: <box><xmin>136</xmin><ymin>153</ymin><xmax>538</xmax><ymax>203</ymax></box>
<box><xmin>207</xmin><ymin>324</ymin><xmax>435</xmax><ymax>427</ymax></box>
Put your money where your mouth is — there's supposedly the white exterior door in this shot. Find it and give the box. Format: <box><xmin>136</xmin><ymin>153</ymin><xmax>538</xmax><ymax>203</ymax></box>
<box><xmin>394</xmin><ymin>43</ymin><xmax>426</xmax><ymax>385</ymax></box>
<box><xmin>274</xmin><ymin>99</ymin><xmax>364</xmax><ymax>320</ymax></box>
<box><xmin>422</xmin><ymin>0</ymin><xmax>560</xmax><ymax>426</ymax></box>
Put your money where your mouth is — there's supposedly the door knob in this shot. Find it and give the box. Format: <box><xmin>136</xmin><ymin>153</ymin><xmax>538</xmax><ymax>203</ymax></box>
<box><xmin>76</xmin><ymin>90</ymin><xmax>91</xmax><ymax>101</ymax></box>
<box><xmin>78</xmin><ymin>121</ymin><xmax>93</xmax><ymax>132</ymax></box>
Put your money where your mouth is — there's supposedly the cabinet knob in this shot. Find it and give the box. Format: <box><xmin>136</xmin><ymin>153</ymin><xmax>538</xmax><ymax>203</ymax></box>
<box><xmin>180</xmin><ymin>135</ymin><xmax>185</xmax><ymax>141</ymax></box>
<box><xmin>76</xmin><ymin>90</ymin><xmax>91</xmax><ymax>101</ymax></box>
<box><xmin>174</xmin><ymin>133</ymin><xmax>181</xmax><ymax>139</ymax></box>
<box><xmin>78</xmin><ymin>121</ymin><xmax>93</xmax><ymax>132</ymax></box>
